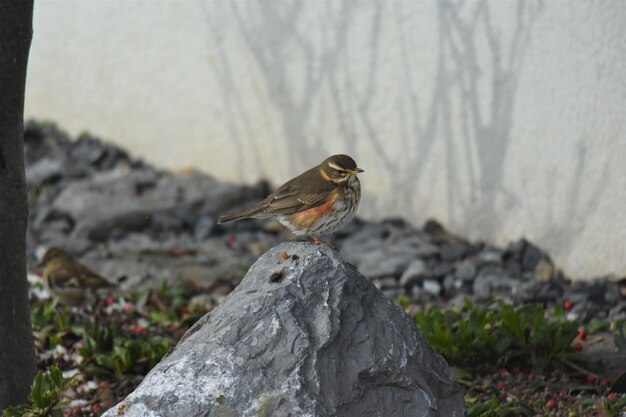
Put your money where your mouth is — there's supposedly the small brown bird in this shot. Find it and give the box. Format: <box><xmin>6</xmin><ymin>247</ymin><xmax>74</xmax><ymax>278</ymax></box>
<box><xmin>218</xmin><ymin>154</ymin><xmax>364</xmax><ymax>239</ymax></box>
<box><xmin>40</xmin><ymin>247</ymin><xmax>116</xmax><ymax>307</ymax></box>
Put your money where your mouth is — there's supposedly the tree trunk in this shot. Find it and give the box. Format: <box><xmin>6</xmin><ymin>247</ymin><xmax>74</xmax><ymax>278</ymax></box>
<box><xmin>0</xmin><ymin>0</ymin><xmax>36</xmax><ymax>410</ymax></box>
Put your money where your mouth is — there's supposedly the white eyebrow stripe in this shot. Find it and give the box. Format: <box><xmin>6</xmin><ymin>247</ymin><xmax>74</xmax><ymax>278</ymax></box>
<box><xmin>328</xmin><ymin>162</ymin><xmax>344</xmax><ymax>170</ymax></box>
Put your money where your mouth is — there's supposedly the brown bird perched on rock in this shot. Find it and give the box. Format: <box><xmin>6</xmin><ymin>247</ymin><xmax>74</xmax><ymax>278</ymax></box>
<box><xmin>40</xmin><ymin>247</ymin><xmax>116</xmax><ymax>307</ymax></box>
<box><xmin>218</xmin><ymin>154</ymin><xmax>364</xmax><ymax>240</ymax></box>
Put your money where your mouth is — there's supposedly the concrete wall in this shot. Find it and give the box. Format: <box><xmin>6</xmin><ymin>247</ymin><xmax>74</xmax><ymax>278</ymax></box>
<box><xmin>25</xmin><ymin>0</ymin><xmax>626</xmax><ymax>279</ymax></box>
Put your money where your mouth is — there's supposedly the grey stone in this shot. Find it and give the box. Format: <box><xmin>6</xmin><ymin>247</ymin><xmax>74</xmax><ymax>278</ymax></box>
<box><xmin>477</xmin><ymin>246</ymin><xmax>503</xmax><ymax>264</ymax></box>
<box><xmin>511</xmin><ymin>281</ymin><xmax>563</xmax><ymax>304</ymax></box>
<box><xmin>608</xmin><ymin>301</ymin><xmax>626</xmax><ymax>321</ymax></box>
<box><xmin>521</xmin><ymin>242</ymin><xmax>544</xmax><ymax>272</ymax></box>
<box><xmin>442</xmin><ymin>274</ymin><xmax>457</xmax><ymax>294</ymax></box>
<box><xmin>414</xmin><ymin>242</ymin><xmax>440</xmax><ymax>258</ymax></box>
<box><xmin>439</xmin><ymin>243</ymin><xmax>466</xmax><ymax>262</ymax></box>
<box><xmin>103</xmin><ymin>242</ymin><xmax>464</xmax><ymax>417</ymax></box>
<box><xmin>193</xmin><ymin>215</ymin><xmax>215</xmax><ymax>241</ymax></box>
<box><xmin>504</xmin><ymin>261</ymin><xmax>523</xmax><ymax>278</ymax></box>
<box><xmin>354</xmin><ymin>245</ymin><xmax>417</xmax><ymax>278</ymax></box>
<box><xmin>473</xmin><ymin>270</ymin><xmax>520</xmax><ymax>300</ymax></box>
<box><xmin>381</xmin><ymin>288</ymin><xmax>405</xmax><ymax>299</ymax></box>
<box><xmin>583</xmin><ymin>331</ymin><xmax>626</xmax><ymax>379</ymax></box>
<box><xmin>430</xmin><ymin>262</ymin><xmax>455</xmax><ymax>278</ymax></box>
<box><xmin>455</xmin><ymin>260</ymin><xmax>477</xmax><ymax>281</ymax></box>
<box><xmin>25</xmin><ymin>157</ymin><xmax>64</xmax><ymax>187</ymax></box>
<box><xmin>605</xmin><ymin>283</ymin><xmax>622</xmax><ymax>304</ymax></box>
<box><xmin>339</xmin><ymin>222</ymin><xmax>422</xmax><ymax>265</ymax></box>
<box><xmin>374</xmin><ymin>276</ymin><xmax>399</xmax><ymax>290</ymax></box>
<box><xmin>84</xmin><ymin>235</ymin><xmax>248</xmax><ymax>291</ymax></box>
<box><xmin>566</xmin><ymin>300</ymin><xmax>605</xmax><ymax>323</ymax></box>
<box><xmin>504</xmin><ymin>239</ymin><xmax>526</xmax><ymax>261</ymax></box>
<box><xmin>50</xmin><ymin>168</ymin><xmax>263</xmax><ymax>241</ymax></box>
<box><xmin>423</xmin><ymin>279</ymin><xmax>442</xmax><ymax>296</ymax></box>
<box><xmin>399</xmin><ymin>259</ymin><xmax>427</xmax><ymax>287</ymax></box>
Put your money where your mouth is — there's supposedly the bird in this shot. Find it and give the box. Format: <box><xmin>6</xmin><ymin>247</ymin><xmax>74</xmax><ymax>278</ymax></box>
<box><xmin>40</xmin><ymin>247</ymin><xmax>116</xmax><ymax>307</ymax></box>
<box><xmin>218</xmin><ymin>154</ymin><xmax>364</xmax><ymax>241</ymax></box>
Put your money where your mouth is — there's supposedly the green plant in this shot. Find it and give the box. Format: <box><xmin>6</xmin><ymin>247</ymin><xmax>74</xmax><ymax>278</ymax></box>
<box><xmin>605</xmin><ymin>394</ymin><xmax>626</xmax><ymax>416</ymax></box>
<box><xmin>496</xmin><ymin>303</ymin><xmax>583</xmax><ymax>371</ymax></box>
<box><xmin>415</xmin><ymin>300</ymin><xmax>587</xmax><ymax>372</ymax></box>
<box><xmin>613</xmin><ymin>320</ymin><xmax>626</xmax><ymax>352</ymax></box>
<box><xmin>414</xmin><ymin>301</ymin><xmax>498</xmax><ymax>368</ymax></box>
<box><xmin>79</xmin><ymin>321</ymin><xmax>173</xmax><ymax>378</ymax></box>
<box><xmin>31</xmin><ymin>299</ymin><xmax>72</xmax><ymax>349</ymax></box>
<box><xmin>2</xmin><ymin>366</ymin><xmax>76</xmax><ymax>417</ymax></box>
<box><xmin>466</xmin><ymin>395</ymin><xmax>534</xmax><ymax>417</ymax></box>
<box><xmin>142</xmin><ymin>281</ymin><xmax>207</xmax><ymax>327</ymax></box>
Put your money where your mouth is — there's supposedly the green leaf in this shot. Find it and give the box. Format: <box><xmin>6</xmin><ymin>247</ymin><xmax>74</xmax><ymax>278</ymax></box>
<box><xmin>48</xmin><ymin>366</ymin><xmax>63</xmax><ymax>387</ymax></box>
<box><xmin>613</xmin><ymin>320</ymin><xmax>626</xmax><ymax>352</ymax></box>
<box><xmin>30</xmin><ymin>372</ymin><xmax>43</xmax><ymax>408</ymax></box>
<box><xmin>610</xmin><ymin>371</ymin><xmax>626</xmax><ymax>394</ymax></box>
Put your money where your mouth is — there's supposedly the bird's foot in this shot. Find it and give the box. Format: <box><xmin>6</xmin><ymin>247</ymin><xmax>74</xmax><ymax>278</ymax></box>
<box><xmin>310</xmin><ymin>236</ymin><xmax>337</xmax><ymax>249</ymax></box>
<box><xmin>310</xmin><ymin>236</ymin><xmax>327</xmax><ymax>245</ymax></box>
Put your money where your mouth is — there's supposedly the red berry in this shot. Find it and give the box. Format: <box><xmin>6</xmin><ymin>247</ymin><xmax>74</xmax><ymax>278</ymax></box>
<box><xmin>600</xmin><ymin>378</ymin><xmax>610</xmax><ymax>386</ymax></box>
<box><xmin>546</xmin><ymin>399</ymin><xmax>557</xmax><ymax>410</ymax></box>
<box><xmin>225</xmin><ymin>235</ymin><xmax>236</xmax><ymax>246</ymax></box>
<box><xmin>574</xmin><ymin>342</ymin><xmax>583</xmax><ymax>350</ymax></box>
<box><xmin>577</xmin><ymin>329</ymin><xmax>587</xmax><ymax>340</ymax></box>
<box><xmin>130</xmin><ymin>324</ymin><xmax>146</xmax><ymax>334</ymax></box>
<box><xmin>563</xmin><ymin>300</ymin><xmax>574</xmax><ymax>310</ymax></box>
<box><xmin>586</xmin><ymin>375</ymin><xmax>596</xmax><ymax>383</ymax></box>
<box><xmin>498</xmin><ymin>368</ymin><xmax>508</xmax><ymax>375</ymax></box>
<box><xmin>607</xmin><ymin>393</ymin><xmax>618</xmax><ymax>401</ymax></box>
<box><xmin>107</xmin><ymin>296</ymin><xmax>115</xmax><ymax>305</ymax></box>
<box><xmin>559</xmin><ymin>390</ymin><xmax>568</xmax><ymax>397</ymax></box>
<box><xmin>496</xmin><ymin>381</ymin><xmax>506</xmax><ymax>390</ymax></box>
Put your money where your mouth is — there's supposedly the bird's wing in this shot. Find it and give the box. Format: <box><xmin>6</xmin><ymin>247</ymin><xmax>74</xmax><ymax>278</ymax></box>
<box><xmin>263</xmin><ymin>171</ymin><xmax>335</xmax><ymax>216</ymax></box>
<box><xmin>46</xmin><ymin>265</ymin><xmax>83</xmax><ymax>289</ymax></box>
<box><xmin>48</xmin><ymin>262</ymin><xmax>114</xmax><ymax>289</ymax></box>
<box><xmin>74</xmin><ymin>263</ymin><xmax>115</xmax><ymax>288</ymax></box>
<box><xmin>218</xmin><ymin>167</ymin><xmax>335</xmax><ymax>222</ymax></box>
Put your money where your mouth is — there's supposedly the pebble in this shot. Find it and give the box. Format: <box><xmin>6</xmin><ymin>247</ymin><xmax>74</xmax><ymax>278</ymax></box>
<box><xmin>399</xmin><ymin>259</ymin><xmax>427</xmax><ymax>287</ymax></box>
<box><xmin>455</xmin><ymin>260</ymin><xmax>477</xmax><ymax>281</ymax></box>
<box><xmin>423</xmin><ymin>279</ymin><xmax>442</xmax><ymax>296</ymax></box>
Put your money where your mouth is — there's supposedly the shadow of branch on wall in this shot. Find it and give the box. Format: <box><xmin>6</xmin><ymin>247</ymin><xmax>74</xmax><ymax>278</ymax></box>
<box><xmin>528</xmin><ymin>139</ymin><xmax>611</xmax><ymax>254</ymax></box>
<box><xmin>197</xmin><ymin>0</ymin><xmax>608</xmax><ymax>249</ymax></box>
<box><xmin>424</xmin><ymin>0</ymin><xmax>544</xmax><ymax>237</ymax></box>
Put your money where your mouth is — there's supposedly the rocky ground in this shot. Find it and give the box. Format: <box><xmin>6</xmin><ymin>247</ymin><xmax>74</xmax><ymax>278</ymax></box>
<box><xmin>21</xmin><ymin>121</ymin><xmax>626</xmax><ymax>416</ymax></box>
<box><xmin>24</xmin><ymin>121</ymin><xmax>626</xmax><ymax>322</ymax></box>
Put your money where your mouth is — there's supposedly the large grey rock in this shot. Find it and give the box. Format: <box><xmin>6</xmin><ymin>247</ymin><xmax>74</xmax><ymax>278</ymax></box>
<box><xmin>103</xmin><ymin>242</ymin><xmax>464</xmax><ymax>417</ymax></box>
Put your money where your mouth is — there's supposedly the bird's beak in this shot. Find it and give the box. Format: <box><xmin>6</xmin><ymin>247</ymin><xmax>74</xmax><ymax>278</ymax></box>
<box><xmin>352</xmin><ymin>168</ymin><xmax>365</xmax><ymax>174</ymax></box>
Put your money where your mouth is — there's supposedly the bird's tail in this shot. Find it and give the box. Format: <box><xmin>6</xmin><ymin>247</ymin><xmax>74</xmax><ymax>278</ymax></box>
<box><xmin>217</xmin><ymin>204</ymin><xmax>267</xmax><ymax>224</ymax></box>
